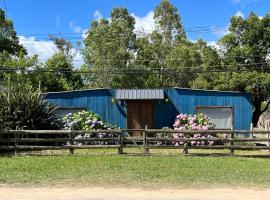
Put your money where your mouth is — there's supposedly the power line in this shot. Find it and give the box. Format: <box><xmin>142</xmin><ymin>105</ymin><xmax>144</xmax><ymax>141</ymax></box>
<box><xmin>16</xmin><ymin>25</ymin><xmax>229</xmax><ymax>39</ymax></box>
<box><xmin>0</xmin><ymin>68</ymin><xmax>269</xmax><ymax>75</ymax></box>
<box><xmin>18</xmin><ymin>27</ymin><xmax>229</xmax><ymax>38</ymax></box>
<box><xmin>0</xmin><ymin>62</ymin><xmax>269</xmax><ymax>74</ymax></box>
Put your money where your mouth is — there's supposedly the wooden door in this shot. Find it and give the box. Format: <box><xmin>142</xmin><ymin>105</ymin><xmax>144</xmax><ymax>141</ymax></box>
<box><xmin>127</xmin><ymin>100</ymin><xmax>153</xmax><ymax>133</ymax></box>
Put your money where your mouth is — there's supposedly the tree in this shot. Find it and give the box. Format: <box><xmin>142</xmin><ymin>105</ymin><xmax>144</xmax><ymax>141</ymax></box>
<box><xmin>134</xmin><ymin>33</ymin><xmax>165</xmax><ymax>88</ymax></box>
<box><xmin>193</xmin><ymin>13</ymin><xmax>270</xmax><ymax>126</ymax></box>
<box><xmin>0</xmin><ymin>8</ymin><xmax>26</xmax><ymax>55</ymax></box>
<box><xmin>154</xmin><ymin>0</ymin><xmax>186</xmax><ymax>44</ymax></box>
<box><xmin>133</xmin><ymin>0</ymin><xmax>187</xmax><ymax>88</ymax></box>
<box><xmin>83</xmin><ymin>8</ymin><xmax>137</xmax><ymax>88</ymax></box>
<box><xmin>164</xmin><ymin>41</ymin><xmax>201</xmax><ymax>88</ymax></box>
<box><xmin>0</xmin><ymin>50</ymin><xmax>40</xmax><ymax>90</ymax></box>
<box><xmin>191</xmin><ymin>40</ymin><xmax>222</xmax><ymax>89</ymax></box>
<box><xmin>220</xmin><ymin>13</ymin><xmax>270</xmax><ymax>126</ymax></box>
<box><xmin>0</xmin><ymin>8</ymin><xmax>40</xmax><ymax>92</ymax></box>
<box><xmin>40</xmin><ymin>37</ymin><xmax>83</xmax><ymax>92</ymax></box>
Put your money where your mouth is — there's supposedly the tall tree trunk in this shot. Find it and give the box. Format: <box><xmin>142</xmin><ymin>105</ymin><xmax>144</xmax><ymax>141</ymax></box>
<box><xmin>252</xmin><ymin>99</ymin><xmax>270</xmax><ymax>127</ymax></box>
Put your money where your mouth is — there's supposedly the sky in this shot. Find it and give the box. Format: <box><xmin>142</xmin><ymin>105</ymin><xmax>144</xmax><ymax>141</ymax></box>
<box><xmin>1</xmin><ymin>0</ymin><xmax>269</xmax><ymax>67</ymax></box>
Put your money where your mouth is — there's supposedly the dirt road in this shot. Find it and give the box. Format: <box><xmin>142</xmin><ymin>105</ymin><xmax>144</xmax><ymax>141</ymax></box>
<box><xmin>0</xmin><ymin>187</ymin><xmax>269</xmax><ymax>200</ymax></box>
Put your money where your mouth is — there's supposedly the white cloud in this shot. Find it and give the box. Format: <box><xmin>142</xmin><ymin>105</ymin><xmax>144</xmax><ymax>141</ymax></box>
<box><xmin>131</xmin><ymin>11</ymin><xmax>155</xmax><ymax>33</ymax></box>
<box><xmin>73</xmin><ymin>50</ymin><xmax>84</xmax><ymax>68</ymax></box>
<box><xmin>211</xmin><ymin>25</ymin><xmax>230</xmax><ymax>37</ymax></box>
<box><xmin>235</xmin><ymin>11</ymin><xmax>245</xmax><ymax>18</ymax></box>
<box><xmin>82</xmin><ymin>29</ymin><xmax>88</xmax><ymax>39</ymax></box>
<box><xmin>19</xmin><ymin>36</ymin><xmax>57</xmax><ymax>62</ymax></box>
<box><xmin>19</xmin><ymin>36</ymin><xmax>83</xmax><ymax>68</ymax></box>
<box><xmin>69</xmin><ymin>21</ymin><xmax>82</xmax><ymax>33</ymax></box>
<box><xmin>207</xmin><ymin>41</ymin><xmax>221</xmax><ymax>50</ymax></box>
<box><xmin>93</xmin><ymin>10</ymin><xmax>103</xmax><ymax>20</ymax></box>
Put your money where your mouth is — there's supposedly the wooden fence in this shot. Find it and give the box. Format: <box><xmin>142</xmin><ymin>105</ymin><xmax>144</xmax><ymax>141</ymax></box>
<box><xmin>1</xmin><ymin>129</ymin><xmax>270</xmax><ymax>155</ymax></box>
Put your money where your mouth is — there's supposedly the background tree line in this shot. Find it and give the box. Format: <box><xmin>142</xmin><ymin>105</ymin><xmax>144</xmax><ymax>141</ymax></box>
<box><xmin>0</xmin><ymin>0</ymin><xmax>270</xmax><ymax>126</ymax></box>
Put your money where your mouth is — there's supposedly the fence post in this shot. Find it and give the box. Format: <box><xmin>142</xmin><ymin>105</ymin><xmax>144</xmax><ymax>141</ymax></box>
<box><xmin>230</xmin><ymin>127</ymin><xmax>234</xmax><ymax>155</ymax></box>
<box><xmin>69</xmin><ymin>128</ymin><xmax>74</xmax><ymax>155</ymax></box>
<box><xmin>118</xmin><ymin>130</ymin><xmax>124</xmax><ymax>154</ymax></box>
<box><xmin>183</xmin><ymin>142</ymin><xmax>188</xmax><ymax>155</ymax></box>
<box><xmin>250</xmin><ymin>123</ymin><xmax>253</xmax><ymax>138</ymax></box>
<box><xmin>266</xmin><ymin>123</ymin><xmax>270</xmax><ymax>151</ymax></box>
<box><xmin>15</xmin><ymin>126</ymin><xmax>19</xmax><ymax>155</ymax></box>
<box><xmin>143</xmin><ymin>125</ymin><xmax>149</xmax><ymax>154</ymax></box>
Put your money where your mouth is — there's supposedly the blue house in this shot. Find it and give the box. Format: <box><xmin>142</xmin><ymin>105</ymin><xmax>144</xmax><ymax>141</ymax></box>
<box><xmin>45</xmin><ymin>88</ymin><xmax>253</xmax><ymax>130</ymax></box>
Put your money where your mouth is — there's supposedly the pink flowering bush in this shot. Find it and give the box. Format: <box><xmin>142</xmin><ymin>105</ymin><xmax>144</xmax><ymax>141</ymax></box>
<box><xmin>173</xmin><ymin>113</ymin><xmax>214</xmax><ymax>131</ymax></box>
<box><xmin>172</xmin><ymin>113</ymin><xmax>216</xmax><ymax>146</ymax></box>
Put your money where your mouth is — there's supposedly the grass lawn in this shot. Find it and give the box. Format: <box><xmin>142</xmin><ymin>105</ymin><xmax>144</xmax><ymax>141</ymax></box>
<box><xmin>1</xmin><ymin>149</ymin><xmax>270</xmax><ymax>188</ymax></box>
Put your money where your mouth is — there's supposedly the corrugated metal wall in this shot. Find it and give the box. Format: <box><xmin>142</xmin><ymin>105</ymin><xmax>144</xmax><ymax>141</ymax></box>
<box><xmin>45</xmin><ymin>88</ymin><xmax>253</xmax><ymax>130</ymax></box>
<box><xmin>45</xmin><ymin>89</ymin><xmax>126</xmax><ymax>128</ymax></box>
<box><xmin>154</xmin><ymin>88</ymin><xmax>253</xmax><ymax>130</ymax></box>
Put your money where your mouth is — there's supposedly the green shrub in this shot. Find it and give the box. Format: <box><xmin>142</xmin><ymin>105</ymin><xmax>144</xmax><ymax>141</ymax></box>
<box><xmin>0</xmin><ymin>87</ymin><xmax>62</xmax><ymax>130</ymax></box>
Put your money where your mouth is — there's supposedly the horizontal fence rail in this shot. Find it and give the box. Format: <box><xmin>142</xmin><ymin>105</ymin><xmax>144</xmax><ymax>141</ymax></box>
<box><xmin>0</xmin><ymin>129</ymin><xmax>270</xmax><ymax>155</ymax></box>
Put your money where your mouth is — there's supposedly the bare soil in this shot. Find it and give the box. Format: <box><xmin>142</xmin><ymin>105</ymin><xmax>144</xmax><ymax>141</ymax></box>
<box><xmin>0</xmin><ymin>187</ymin><xmax>269</xmax><ymax>200</ymax></box>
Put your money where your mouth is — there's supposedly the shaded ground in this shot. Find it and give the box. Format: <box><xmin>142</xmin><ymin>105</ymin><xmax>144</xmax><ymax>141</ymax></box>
<box><xmin>1</xmin><ymin>187</ymin><xmax>270</xmax><ymax>200</ymax></box>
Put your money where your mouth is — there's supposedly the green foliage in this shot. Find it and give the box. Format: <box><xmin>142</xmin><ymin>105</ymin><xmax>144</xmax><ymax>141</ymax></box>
<box><xmin>40</xmin><ymin>53</ymin><xmax>83</xmax><ymax>92</ymax></box>
<box><xmin>0</xmin><ymin>87</ymin><xmax>61</xmax><ymax>130</ymax></box>
<box><xmin>0</xmin><ymin>51</ymin><xmax>40</xmax><ymax>89</ymax></box>
<box><xmin>192</xmin><ymin>13</ymin><xmax>270</xmax><ymax>125</ymax></box>
<box><xmin>154</xmin><ymin>0</ymin><xmax>186</xmax><ymax>43</ymax></box>
<box><xmin>164</xmin><ymin>41</ymin><xmax>201</xmax><ymax>87</ymax></box>
<box><xmin>0</xmin><ymin>9</ymin><xmax>26</xmax><ymax>55</ymax></box>
<box><xmin>82</xmin><ymin>1</ymin><xmax>220</xmax><ymax>89</ymax></box>
<box><xmin>36</xmin><ymin>36</ymin><xmax>83</xmax><ymax>92</ymax></box>
<box><xmin>83</xmin><ymin>8</ymin><xmax>136</xmax><ymax>88</ymax></box>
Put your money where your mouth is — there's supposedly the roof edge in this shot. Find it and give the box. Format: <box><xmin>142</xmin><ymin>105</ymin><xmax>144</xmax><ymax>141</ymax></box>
<box><xmin>44</xmin><ymin>88</ymin><xmax>109</xmax><ymax>95</ymax></box>
<box><xmin>44</xmin><ymin>87</ymin><xmax>251</xmax><ymax>96</ymax></box>
<box><xmin>172</xmin><ymin>87</ymin><xmax>251</xmax><ymax>95</ymax></box>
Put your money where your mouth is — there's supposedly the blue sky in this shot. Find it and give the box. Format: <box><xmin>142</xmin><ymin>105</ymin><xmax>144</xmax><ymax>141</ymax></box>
<box><xmin>1</xmin><ymin>0</ymin><xmax>268</xmax><ymax>66</ymax></box>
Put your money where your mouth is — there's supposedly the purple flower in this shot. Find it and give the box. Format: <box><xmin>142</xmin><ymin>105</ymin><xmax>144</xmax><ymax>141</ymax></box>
<box><xmin>85</xmin><ymin>120</ymin><xmax>92</xmax><ymax>125</ymax></box>
<box><xmin>69</xmin><ymin>121</ymin><xmax>76</xmax><ymax>127</ymax></box>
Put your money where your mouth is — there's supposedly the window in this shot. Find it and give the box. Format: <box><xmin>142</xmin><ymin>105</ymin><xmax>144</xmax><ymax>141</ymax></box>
<box><xmin>52</xmin><ymin>107</ymin><xmax>86</xmax><ymax>118</ymax></box>
<box><xmin>196</xmin><ymin>106</ymin><xmax>233</xmax><ymax>129</ymax></box>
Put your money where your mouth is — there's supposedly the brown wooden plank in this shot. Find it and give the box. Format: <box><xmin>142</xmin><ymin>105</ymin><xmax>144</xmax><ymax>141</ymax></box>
<box><xmin>127</xmin><ymin>100</ymin><xmax>153</xmax><ymax>136</ymax></box>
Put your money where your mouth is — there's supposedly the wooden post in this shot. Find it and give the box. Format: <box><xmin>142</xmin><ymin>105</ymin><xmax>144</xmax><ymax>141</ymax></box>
<box><xmin>266</xmin><ymin>123</ymin><xmax>270</xmax><ymax>151</ymax></box>
<box><xmin>15</xmin><ymin>126</ymin><xmax>19</xmax><ymax>155</ymax></box>
<box><xmin>143</xmin><ymin>125</ymin><xmax>149</xmax><ymax>154</ymax></box>
<box><xmin>118</xmin><ymin>130</ymin><xmax>124</xmax><ymax>154</ymax></box>
<box><xmin>250</xmin><ymin>123</ymin><xmax>253</xmax><ymax>138</ymax></box>
<box><xmin>230</xmin><ymin>127</ymin><xmax>234</xmax><ymax>155</ymax></box>
<box><xmin>69</xmin><ymin>128</ymin><xmax>74</xmax><ymax>155</ymax></box>
<box><xmin>183</xmin><ymin>142</ymin><xmax>188</xmax><ymax>155</ymax></box>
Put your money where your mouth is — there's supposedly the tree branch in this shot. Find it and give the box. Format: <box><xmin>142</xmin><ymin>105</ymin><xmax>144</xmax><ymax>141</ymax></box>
<box><xmin>261</xmin><ymin>100</ymin><xmax>270</xmax><ymax>113</ymax></box>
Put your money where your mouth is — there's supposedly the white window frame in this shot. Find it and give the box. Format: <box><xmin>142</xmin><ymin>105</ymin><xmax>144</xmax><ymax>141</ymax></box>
<box><xmin>195</xmin><ymin>106</ymin><xmax>234</xmax><ymax>130</ymax></box>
